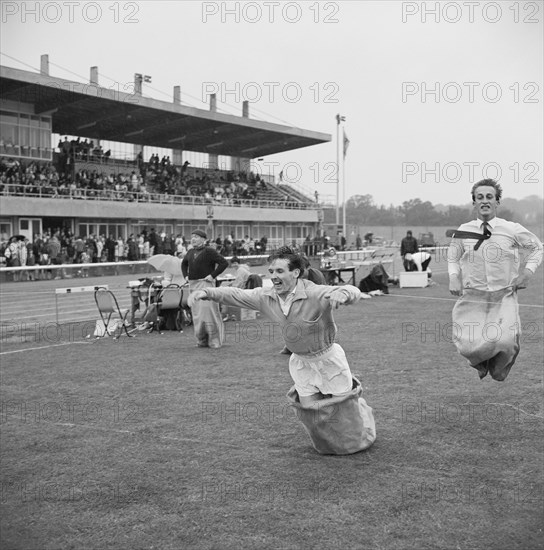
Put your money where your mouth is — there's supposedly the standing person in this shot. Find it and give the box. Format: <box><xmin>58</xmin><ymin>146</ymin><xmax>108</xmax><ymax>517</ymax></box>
<box><xmin>105</xmin><ymin>235</ymin><xmax>116</xmax><ymax>262</ymax></box>
<box><xmin>189</xmin><ymin>250</ymin><xmax>376</xmax><ymax>455</ymax></box>
<box><xmin>181</xmin><ymin>229</ymin><xmax>228</xmax><ymax>348</ymax></box>
<box><xmin>355</xmin><ymin>234</ymin><xmax>363</xmax><ymax>250</ymax></box>
<box><xmin>400</xmin><ymin>230</ymin><xmax>419</xmax><ymax>271</ymax></box>
<box><xmin>448</xmin><ymin>179</ymin><xmax>542</xmax><ymax>381</ymax></box>
<box><xmin>148</xmin><ymin>228</ymin><xmax>159</xmax><ymax>257</ymax></box>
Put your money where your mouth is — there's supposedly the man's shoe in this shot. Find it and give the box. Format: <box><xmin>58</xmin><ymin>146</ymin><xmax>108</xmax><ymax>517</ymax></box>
<box><xmin>279</xmin><ymin>346</ymin><xmax>292</xmax><ymax>355</ymax></box>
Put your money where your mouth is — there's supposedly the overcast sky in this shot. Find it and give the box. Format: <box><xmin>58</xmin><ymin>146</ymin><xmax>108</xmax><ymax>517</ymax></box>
<box><xmin>1</xmin><ymin>0</ymin><xmax>543</xmax><ymax>206</ymax></box>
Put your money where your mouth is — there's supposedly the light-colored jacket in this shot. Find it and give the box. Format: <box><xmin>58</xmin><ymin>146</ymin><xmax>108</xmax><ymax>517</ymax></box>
<box><xmin>204</xmin><ymin>279</ymin><xmax>360</xmax><ymax>355</ymax></box>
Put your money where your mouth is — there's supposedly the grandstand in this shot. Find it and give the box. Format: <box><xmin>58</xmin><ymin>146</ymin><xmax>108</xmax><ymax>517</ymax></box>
<box><xmin>0</xmin><ymin>57</ymin><xmax>330</xmax><ymax>249</ymax></box>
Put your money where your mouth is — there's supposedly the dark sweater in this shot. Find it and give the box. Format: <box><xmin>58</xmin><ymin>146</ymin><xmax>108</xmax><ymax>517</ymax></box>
<box><xmin>400</xmin><ymin>236</ymin><xmax>419</xmax><ymax>256</ymax></box>
<box><xmin>181</xmin><ymin>247</ymin><xmax>228</xmax><ymax>280</ymax></box>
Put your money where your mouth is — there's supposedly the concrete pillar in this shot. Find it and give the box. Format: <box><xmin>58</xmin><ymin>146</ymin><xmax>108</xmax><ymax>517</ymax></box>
<box><xmin>134</xmin><ymin>74</ymin><xmax>142</xmax><ymax>96</ymax></box>
<box><xmin>40</xmin><ymin>54</ymin><xmax>49</xmax><ymax>75</ymax></box>
<box><xmin>209</xmin><ymin>94</ymin><xmax>218</xmax><ymax>169</ymax></box>
<box><xmin>90</xmin><ymin>66</ymin><xmax>98</xmax><ymax>85</ymax></box>
<box><xmin>236</xmin><ymin>101</ymin><xmax>250</xmax><ymax>174</ymax></box>
<box><xmin>172</xmin><ymin>87</ymin><xmax>183</xmax><ymax>165</ymax></box>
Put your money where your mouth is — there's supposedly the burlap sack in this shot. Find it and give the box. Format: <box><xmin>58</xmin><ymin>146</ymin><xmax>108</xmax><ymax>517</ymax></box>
<box><xmin>286</xmin><ymin>377</ymin><xmax>376</xmax><ymax>455</ymax></box>
<box><xmin>452</xmin><ymin>288</ymin><xmax>520</xmax><ymax>381</ymax></box>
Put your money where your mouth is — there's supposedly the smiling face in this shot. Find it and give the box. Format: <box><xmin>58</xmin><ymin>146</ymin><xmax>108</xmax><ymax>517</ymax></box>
<box><xmin>268</xmin><ymin>258</ymin><xmax>300</xmax><ymax>298</ymax></box>
<box><xmin>473</xmin><ymin>185</ymin><xmax>499</xmax><ymax>221</ymax></box>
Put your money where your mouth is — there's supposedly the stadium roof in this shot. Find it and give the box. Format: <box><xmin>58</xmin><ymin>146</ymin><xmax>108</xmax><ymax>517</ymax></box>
<box><xmin>0</xmin><ymin>65</ymin><xmax>331</xmax><ymax>158</ymax></box>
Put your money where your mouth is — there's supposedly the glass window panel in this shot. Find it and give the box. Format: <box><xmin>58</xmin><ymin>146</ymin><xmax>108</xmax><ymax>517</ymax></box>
<box><xmin>0</xmin><ymin>222</ymin><xmax>13</xmax><ymax>239</ymax></box>
<box><xmin>0</xmin><ymin>112</ymin><xmax>18</xmax><ymax>124</ymax></box>
<box><xmin>30</xmin><ymin>128</ymin><xmax>40</xmax><ymax>147</ymax></box>
<box><xmin>19</xmin><ymin>126</ymin><xmax>29</xmax><ymax>146</ymax></box>
<box><xmin>2</xmin><ymin>124</ymin><xmax>18</xmax><ymax>143</ymax></box>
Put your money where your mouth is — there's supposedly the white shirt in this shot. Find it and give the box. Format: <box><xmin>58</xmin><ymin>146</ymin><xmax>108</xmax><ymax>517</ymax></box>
<box><xmin>277</xmin><ymin>283</ymin><xmax>299</xmax><ymax>316</ymax></box>
<box><xmin>411</xmin><ymin>252</ymin><xmax>431</xmax><ymax>271</ymax></box>
<box><xmin>447</xmin><ymin>217</ymin><xmax>543</xmax><ymax>291</ymax></box>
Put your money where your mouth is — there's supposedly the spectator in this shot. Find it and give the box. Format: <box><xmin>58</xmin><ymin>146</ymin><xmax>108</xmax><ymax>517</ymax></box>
<box><xmin>163</xmin><ymin>233</ymin><xmax>174</xmax><ymax>255</ymax></box>
<box><xmin>181</xmin><ymin>229</ymin><xmax>228</xmax><ymax>348</ymax></box>
<box><xmin>355</xmin><ymin>234</ymin><xmax>363</xmax><ymax>250</ymax></box>
<box><xmin>411</xmin><ymin>251</ymin><xmax>432</xmax><ymax>275</ymax></box>
<box><xmin>228</xmin><ymin>256</ymin><xmax>251</xmax><ymax>288</ymax></box>
<box><xmin>400</xmin><ymin>230</ymin><xmax>419</xmax><ymax>271</ymax></box>
<box><xmin>148</xmin><ymin>228</ymin><xmax>159</xmax><ymax>256</ymax></box>
<box><xmin>127</xmin><ymin>234</ymin><xmax>139</xmax><ymax>261</ymax></box>
<box><xmin>105</xmin><ymin>235</ymin><xmax>116</xmax><ymax>262</ymax></box>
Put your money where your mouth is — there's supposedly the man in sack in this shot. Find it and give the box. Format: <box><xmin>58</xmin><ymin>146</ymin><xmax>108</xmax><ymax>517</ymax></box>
<box><xmin>448</xmin><ymin>179</ymin><xmax>542</xmax><ymax>381</ymax></box>
<box><xmin>189</xmin><ymin>250</ymin><xmax>376</xmax><ymax>455</ymax></box>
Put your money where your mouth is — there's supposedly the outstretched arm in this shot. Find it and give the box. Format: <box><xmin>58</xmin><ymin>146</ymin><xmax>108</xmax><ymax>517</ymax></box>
<box><xmin>188</xmin><ymin>286</ymin><xmax>263</xmax><ymax>310</ymax></box>
<box><xmin>323</xmin><ymin>285</ymin><xmax>361</xmax><ymax>309</ymax></box>
<box><xmin>188</xmin><ymin>290</ymin><xmax>208</xmax><ymax>307</ymax></box>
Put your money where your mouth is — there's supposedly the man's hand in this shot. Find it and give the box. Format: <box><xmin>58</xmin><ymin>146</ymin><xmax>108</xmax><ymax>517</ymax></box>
<box><xmin>325</xmin><ymin>290</ymin><xmax>348</xmax><ymax>309</ymax></box>
<box><xmin>449</xmin><ymin>274</ymin><xmax>463</xmax><ymax>296</ymax></box>
<box><xmin>512</xmin><ymin>268</ymin><xmax>533</xmax><ymax>291</ymax></box>
<box><xmin>204</xmin><ymin>275</ymin><xmax>214</xmax><ymax>283</ymax></box>
<box><xmin>188</xmin><ymin>290</ymin><xmax>207</xmax><ymax>307</ymax></box>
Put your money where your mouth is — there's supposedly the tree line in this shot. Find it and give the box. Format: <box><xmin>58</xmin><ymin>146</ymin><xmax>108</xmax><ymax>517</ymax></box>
<box><xmin>323</xmin><ymin>194</ymin><xmax>542</xmax><ymax>227</ymax></box>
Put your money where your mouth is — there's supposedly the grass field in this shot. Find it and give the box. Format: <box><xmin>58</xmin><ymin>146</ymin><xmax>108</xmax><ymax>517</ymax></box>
<box><xmin>1</xmin><ymin>269</ymin><xmax>543</xmax><ymax>550</ymax></box>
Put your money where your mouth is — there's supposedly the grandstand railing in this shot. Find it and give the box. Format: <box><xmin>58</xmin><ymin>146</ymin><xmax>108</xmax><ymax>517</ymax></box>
<box><xmin>0</xmin><ymin>184</ymin><xmax>319</xmax><ymax>210</ymax></box>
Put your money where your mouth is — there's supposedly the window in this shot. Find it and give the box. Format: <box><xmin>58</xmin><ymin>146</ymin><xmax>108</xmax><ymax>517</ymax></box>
<box><xmin>0</xmin><ymin>222</ymin><xmax>13</xmax><ymax>239</ymax></box>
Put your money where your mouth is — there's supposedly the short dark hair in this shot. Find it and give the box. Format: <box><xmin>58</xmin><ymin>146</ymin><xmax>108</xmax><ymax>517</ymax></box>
<box><xmin>471</xmin><ymin>179</ymin><xmax>502</xmax><ymax>201</ymax></box>
<box><xmin>230</xmin><ymin>256</ymin><xmax>240</xmax><ymax>265</ymax></box>
<box><xmin>267</xmin><ymin>248</ymin><xmax>303</xmax><ymax>275</ymax></box>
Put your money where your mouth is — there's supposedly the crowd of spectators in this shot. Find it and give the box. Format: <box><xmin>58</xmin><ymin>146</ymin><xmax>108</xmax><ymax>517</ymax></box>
<box><xmin>1</xmin><ymin>227</ymin><xmax>273</xmax><ymax>280</ymax></box>
<box><xmin>1</xmin><ymin>146</ymin><xmax>310</xmax><ymax>208</ymax></box>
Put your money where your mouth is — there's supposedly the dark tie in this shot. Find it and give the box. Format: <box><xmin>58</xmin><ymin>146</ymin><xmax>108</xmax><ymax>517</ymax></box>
<box><xmin>474</xmin><ymin>222</ymin><xmax>491</xmax><ymax>251</ymax></box>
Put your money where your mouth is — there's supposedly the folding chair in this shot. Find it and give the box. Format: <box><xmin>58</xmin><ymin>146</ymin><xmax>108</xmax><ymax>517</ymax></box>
<box><xmin>155</xmin><ymin>284</ymin><xmax>184</xmax><ymax>333</ymax></box>
<box><xmin>94</xmin><ymin>287</ymin><xmax>134</xmax><ymax>339</ymax></box>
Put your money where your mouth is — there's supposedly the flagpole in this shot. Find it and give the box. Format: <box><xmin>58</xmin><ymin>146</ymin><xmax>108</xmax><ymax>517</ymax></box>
<box><xmin>335</xmin><ymin>116</ymin><xmax>340</xmax><ymax>228</ymax></box>
<box><xmin>335</xmin><ymin>114</ymin><xmax>345</xmax><ymax>230</ymax></box>
<box><xmin>342</xmin><ymin>144</ymin><xmax>346</xmax><ymax>237</ymax></box>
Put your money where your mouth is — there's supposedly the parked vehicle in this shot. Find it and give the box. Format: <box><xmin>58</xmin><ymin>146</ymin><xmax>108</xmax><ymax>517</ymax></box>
<box><xmin>419</xmin><ymin>232</ymin><xmax>436</xmax><ymax>248</ymax></box>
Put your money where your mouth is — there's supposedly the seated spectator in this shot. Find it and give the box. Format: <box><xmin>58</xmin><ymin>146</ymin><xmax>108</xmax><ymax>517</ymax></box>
<box><xmin>228</xmin><ymin>256</ymin><xmax>251</xmax><ymax>288</ymax></box>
